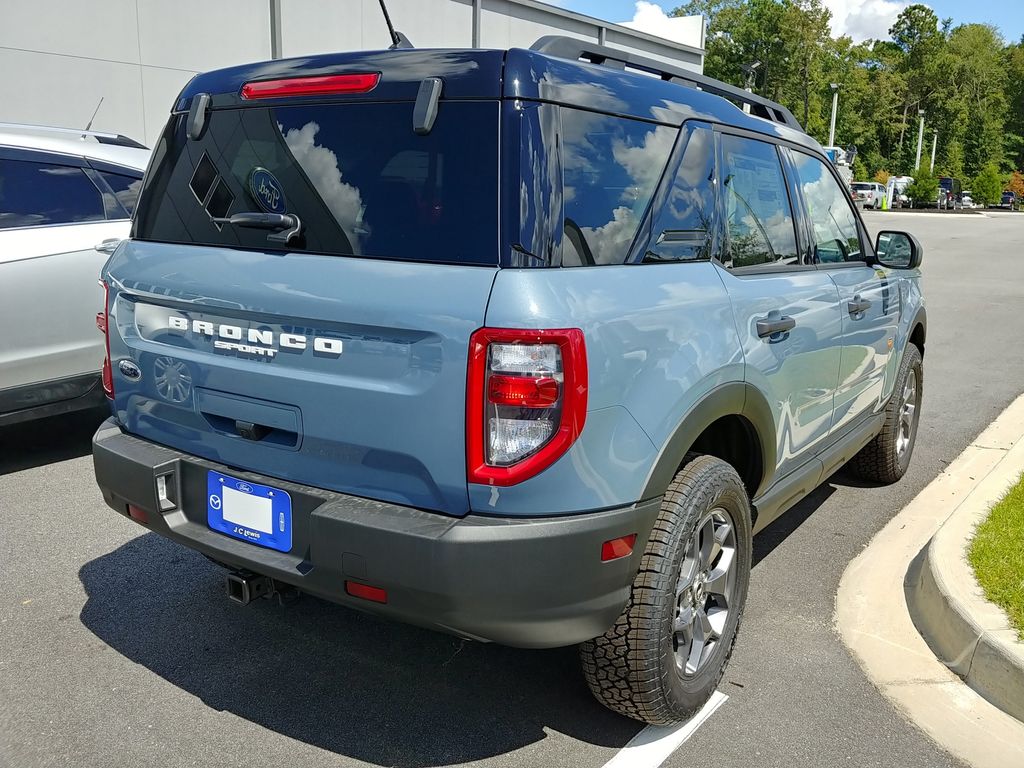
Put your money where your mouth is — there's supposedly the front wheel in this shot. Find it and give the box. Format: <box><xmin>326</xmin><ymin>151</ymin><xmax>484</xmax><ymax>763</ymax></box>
<box><xmin>849</xmin><ymin>344</ymin><xmax>923</xmax><ymax>483</ymax></box>
<box><xmin>580</xmin><ymin>455</ymin><xmax>752</xmax><ymax>724</ymax></box>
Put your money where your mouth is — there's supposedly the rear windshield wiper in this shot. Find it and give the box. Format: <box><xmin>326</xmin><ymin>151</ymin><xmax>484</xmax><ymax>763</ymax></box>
<box><xmin>212</xmin><ymin>212</ymin><xmax>303</xmax><ymax>245</ymax></box>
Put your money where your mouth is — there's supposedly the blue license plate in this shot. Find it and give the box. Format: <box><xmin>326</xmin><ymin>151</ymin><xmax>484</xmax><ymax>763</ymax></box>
<box><xmin>207</xmin><ymin>471</ymin><xmax>292</xmax><ymax>553</ymax></box>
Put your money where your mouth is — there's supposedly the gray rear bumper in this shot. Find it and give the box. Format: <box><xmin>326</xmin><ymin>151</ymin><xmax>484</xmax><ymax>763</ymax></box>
<box><xmin>92</xmin><ymin>419</ymin><xmax>661</xmax><ymax>648</ymax></box>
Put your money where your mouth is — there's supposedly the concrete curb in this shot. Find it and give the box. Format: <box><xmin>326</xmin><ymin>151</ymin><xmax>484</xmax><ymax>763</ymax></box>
<box><xmin>836</xmin><ymin>393</ymin><xmax>1024</xmax><ymax>768</ymax></box>
<box><xmin>910</xmin><ymin>430</ymin><xmax>1024</xmax><ymax>722</ymax></box>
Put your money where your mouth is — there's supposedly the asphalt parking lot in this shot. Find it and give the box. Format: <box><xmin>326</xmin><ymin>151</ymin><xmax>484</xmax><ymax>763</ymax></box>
<box><xmin>3</xmin><ymin>211</ymin><xmax>1023</xmax><ymax>768</ymax></box>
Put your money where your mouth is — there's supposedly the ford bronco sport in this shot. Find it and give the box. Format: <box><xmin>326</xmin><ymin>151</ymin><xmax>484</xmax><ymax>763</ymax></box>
<box><xmin>92</xmin><ymin>37</ymin><xmax>926</xmax><ymax>725</ymax></box>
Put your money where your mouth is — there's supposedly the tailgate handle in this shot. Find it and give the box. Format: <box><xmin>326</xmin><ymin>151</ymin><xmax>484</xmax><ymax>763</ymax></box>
<box><xmin>235</xmin><ymin>420</ymin><xmax>270</xmax><ymax>442</ymax></box>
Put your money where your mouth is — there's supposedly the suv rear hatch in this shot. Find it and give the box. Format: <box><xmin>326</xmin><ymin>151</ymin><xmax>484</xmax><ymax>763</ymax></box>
<box><xmin>103</xmin><ymin>50</ymin><xmax>504</xmax><ymax>515</ymax></box>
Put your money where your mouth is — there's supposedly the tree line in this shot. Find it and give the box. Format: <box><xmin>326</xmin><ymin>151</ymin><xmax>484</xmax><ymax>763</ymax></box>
<box><xmin>673</xmin><ymin>0</ymin><xmax>1024</xmax><ymax>203</ymax></box>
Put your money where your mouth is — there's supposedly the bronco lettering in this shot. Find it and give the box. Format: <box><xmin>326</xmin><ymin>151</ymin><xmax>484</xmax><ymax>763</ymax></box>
<box><xmin>166</xmin><ymin>315</ymin><xmax>343</xmax><ymax>358</ymax></box>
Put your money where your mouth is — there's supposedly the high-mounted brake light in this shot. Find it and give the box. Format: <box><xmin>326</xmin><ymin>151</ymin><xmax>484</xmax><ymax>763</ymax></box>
<box><xmin>97</xmin><ymin>280</ymin><xmax>113</xmax><ymax>399</ymax></box>
<box><xmin>240</xmin><ymin>73</ymin><xmax>380</xmax><ymax>100</ymax></box>
<box><xmin>467</xmin><ymin>328</ymin><xmax>587</xmax><ymax>486</ymax></box>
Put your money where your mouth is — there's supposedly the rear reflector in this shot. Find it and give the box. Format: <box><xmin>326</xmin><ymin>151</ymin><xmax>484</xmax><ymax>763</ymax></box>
<box><xmin>345</xmin><ymin>581</ymin><xmax>388</xmax><ymax>604</ymax></box>
<box><xmin>601</xmin><ymin>534</ymin><xmax>637</xmax><ymax>562</ymax></box>
<box><xmin>127</xmin><ymin>505</ymin><xmax>149</xmax><ymax>524</ymax></box>
<box><xmin>241</xmin><ymin>73</ymin><xmax>380</xmax><ymax>100</ymax></box>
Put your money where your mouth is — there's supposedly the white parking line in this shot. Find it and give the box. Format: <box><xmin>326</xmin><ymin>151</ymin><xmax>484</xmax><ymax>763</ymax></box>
<box><xmin>601</xmin><ymin>691</ymin><xmax>728</xmax><ymax>768</ymax></box>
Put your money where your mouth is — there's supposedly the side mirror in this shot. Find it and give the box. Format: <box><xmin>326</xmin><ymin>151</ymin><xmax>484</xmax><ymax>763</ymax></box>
<box><xmin>874</xmin><ymin>230</ymin><xmax>922</xmax><ymax>269</ymax></box>
<box><xmin>94</xmin><ymin>238</ymin><xmax>122</xmax><ymax>256</ymax></box>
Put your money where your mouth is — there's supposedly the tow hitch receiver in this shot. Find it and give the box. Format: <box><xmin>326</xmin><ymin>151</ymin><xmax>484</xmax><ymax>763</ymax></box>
<box><xmin>225</xmin><ymin>570</ymin><xmax>274</xmax><ymax>605</ymax></box>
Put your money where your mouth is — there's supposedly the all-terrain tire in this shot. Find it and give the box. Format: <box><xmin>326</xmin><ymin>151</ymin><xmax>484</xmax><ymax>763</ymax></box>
<box><xmin>580</xmin><ymin>454</ymin><xmax>752</xmax><ymax>725</ymax></box>
<box><xmin>848</xmin><ymin>344</ymin><xmax>923</xmax><ymax>483</ymax></box>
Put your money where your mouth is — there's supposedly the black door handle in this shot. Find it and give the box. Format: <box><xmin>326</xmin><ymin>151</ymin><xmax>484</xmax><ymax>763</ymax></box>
<box><xmin>848</xmin><ymin>295</ymin><xmax>872</xmax><ymax>315</ymax></box>
<box><xmin>756</xmin><ymin>315</ymin><xmax>797</xmax><ymax>338</ymax></box>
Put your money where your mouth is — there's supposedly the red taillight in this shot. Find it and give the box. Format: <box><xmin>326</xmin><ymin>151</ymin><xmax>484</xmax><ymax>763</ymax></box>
<box><xmin>467</xmin><ymin>328</ymin><xmax>587</xmax><ymax>486</ymax></box>
<box><xmin>601</xmin><ymin>534</ymin><xmax>637</xmax><ymax>562</ymax></box>
<box><xmin>345</xmin><ymin>581</ymin><xmax>388</xmax><ymax>604</ymax></box>
<box><xmin>240</xmin><ymin>73</ymin><xmax>380</xmax><ymax>100</ymax></box>
<box><xmin>98</xmin><ymin>280</ymin><xmax>113</xmax><ymax>400</ymax></box>
<box><xmin>487</xmin><ymin>375</ymin><xmax>559</xmax><ymax>407</ymax></box>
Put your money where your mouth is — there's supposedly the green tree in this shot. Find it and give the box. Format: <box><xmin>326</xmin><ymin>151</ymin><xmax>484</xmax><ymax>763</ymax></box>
<box><xmin>669</xmin><ymin>0</ymin><xmax>1019</xmax><ymax>183</ymax></box>
<box><xmin>1003</xmin><ymin>40</ymin><xmax>1024</xmax><ymax>169</ymax></box>
<box><xmin>905</xmin><ymin>169</ymin><xmax>939</xmax><ymax>206</ymax></box>
<box><xmin>971</xmin><ymin>163</ymin><xmax>1004</xmax><ymax>205</ymax></box>
<box><xmin>941</xmin><ymin>25</ymin><xmax>1008</xmax><ymax>176</ymax></box>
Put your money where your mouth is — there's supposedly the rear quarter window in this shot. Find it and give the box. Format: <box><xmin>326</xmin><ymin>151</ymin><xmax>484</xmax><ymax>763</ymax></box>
<box><xmin>560</xmin><ymin>109</ymin><xmax>676</xmax><ymax>266</ymax></box>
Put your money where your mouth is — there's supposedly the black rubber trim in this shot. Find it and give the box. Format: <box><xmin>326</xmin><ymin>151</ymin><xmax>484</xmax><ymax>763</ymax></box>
<box><xmin>640</xmin><ymin>382</ymin><xmax>776</xmax><ymax>502</ymax></box>
<box><xmin>0</xmin><ymin>373</ymin><xmax>106</xmax><ymax>426</ymax></box>
<box><xmin>92</xmin><ymin>420</ymin><xmax>662</xmax><ymax>648</ymax></box>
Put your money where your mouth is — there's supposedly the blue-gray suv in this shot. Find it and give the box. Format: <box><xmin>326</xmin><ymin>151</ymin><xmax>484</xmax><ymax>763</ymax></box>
<box><xmin>92</xmin><ymin>37</ymin><xmax>926</xmax><ymax>725</ymax></box>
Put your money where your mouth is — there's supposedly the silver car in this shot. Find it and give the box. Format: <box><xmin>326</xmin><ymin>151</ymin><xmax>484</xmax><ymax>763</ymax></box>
<box><xmin>851</xmin><ymin>181</ymin><xmax>885</xmax><ymax>209</ymax></box>
<box><xmin>0</xmin><ymin>123</ymin><xmax>149</xmax><ymax>425</ymax></box>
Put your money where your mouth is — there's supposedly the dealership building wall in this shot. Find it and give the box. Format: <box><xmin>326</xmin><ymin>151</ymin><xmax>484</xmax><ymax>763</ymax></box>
<box><xmin>0</xmin><ymin>0</ymin><xmax>704</xmax><ymax>148</ymax></box>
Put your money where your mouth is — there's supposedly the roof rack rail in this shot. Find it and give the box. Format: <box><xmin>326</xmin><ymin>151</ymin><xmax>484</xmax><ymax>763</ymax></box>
<box><xmin>529</xmin><ymin>36</ymin><xmax>803</xmax><ymax>132</ymax></box>
<box><xmin>0</xmin><ymin>122</ymin><xmax>148</xmax><ymax>149</ymax></box>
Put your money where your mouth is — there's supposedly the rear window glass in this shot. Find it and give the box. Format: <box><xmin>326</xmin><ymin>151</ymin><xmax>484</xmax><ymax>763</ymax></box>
<box><xmin>560</xmin><ymin>108</ymin><xmax>676</xmax><ymax>266</ymax></box>
<box><xmin>134</xmin><ymin>101</ymin><xmax>498</xmax><ymax>264</ymax></box>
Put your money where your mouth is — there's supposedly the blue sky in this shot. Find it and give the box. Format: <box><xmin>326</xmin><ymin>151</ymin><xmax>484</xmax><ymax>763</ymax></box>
<box><xmin>550</xmin><ymin>1</ymin><xmax>1024</xmax><ymax>45</ymax></box>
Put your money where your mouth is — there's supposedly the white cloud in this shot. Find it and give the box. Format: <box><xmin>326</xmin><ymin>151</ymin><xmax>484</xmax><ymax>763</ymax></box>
<box><xmin>618</xmin><ymin>2</ymin><xmax>705</xmax><ymax>47</ymax></box>
<box><xmin>281</xmin><ymin>121</ymin><xmax>364</xmax><ymax>250</ymax></box>
<box><xmin>824</xmin><ymin>0</ymin><xmax>912</xmax><ymax>42</ymax></box>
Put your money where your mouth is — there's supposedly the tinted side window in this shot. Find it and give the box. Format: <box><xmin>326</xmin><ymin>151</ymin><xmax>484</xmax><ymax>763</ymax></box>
<box><xmin>719</xmin><ymin>135</ymin><xmax>798</xmax><ymax>269</ymax></box>
<box><xmin>789</xmin><ymin>151</ymin><xmax>862</xmax><ymax>264</ymax></box>
<box><xmin>0</xmin><ymin>159</ymin><xmax>105</xmax><ymax>229</ymax></box>
<box><xmin>561</xmin><ymin>108</ymin><xmax>676</xmax><ymax>266</ymax></box>
<box><xmin>98</xmin><ymin>171</ymin><xmax>143</xmax><ymax>216</ymax></box>
<box><xmin>644</xmin><ymin>126</ymin><xmax>715</xmax><ymax>262</ymax></box>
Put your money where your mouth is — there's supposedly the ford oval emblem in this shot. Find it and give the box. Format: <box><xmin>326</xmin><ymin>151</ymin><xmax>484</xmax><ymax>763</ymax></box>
<box><xmin>236</xmin><ymin>482</ymin><xmax>253</xmax><ymax>494</ymax></box>
<box><xmin>248</xmin><ymin>167</ymin><xmax>287</xmax><ymax>214</ymax></box>
<box><xmin>118</xmin><ymin>359</ymin><xmax>142</xmax><ymax>381</ymax></box>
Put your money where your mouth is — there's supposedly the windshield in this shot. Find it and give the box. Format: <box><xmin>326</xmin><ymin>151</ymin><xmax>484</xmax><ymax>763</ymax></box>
<box><xmin>851</xmin><ymin>183</ymin><xmax>871</xmax><ymax>191</ymax></box>
<box><xmin>134</xmin><ymin>101</ymin><xmax>499</xmax><ymax>265</ymax></box>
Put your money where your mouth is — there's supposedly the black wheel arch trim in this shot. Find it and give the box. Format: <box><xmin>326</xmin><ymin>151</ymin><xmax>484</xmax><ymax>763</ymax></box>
<box><xmin>909</xmin><ymin>305</ymin><xmax>927</xmax><ymax>353</ymax></box>
<box><xmin>640</xmin><ymin>382</ymin><xmax>777</xmax><ymax>503</ymax></box>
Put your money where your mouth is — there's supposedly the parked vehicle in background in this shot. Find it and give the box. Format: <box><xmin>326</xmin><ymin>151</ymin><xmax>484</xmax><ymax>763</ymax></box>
<box><xmin>887</xmin><ymin>175</ymin><xmax>913</xmax><ymax>208</ymax></box>
<box><xmin>960</xmin><ymin>191</ymin><xmax>976</xmax><ymax>209</ymax></box>
<box><xmin>937</xmin><ymin>176</ymin><xmax>962</xmax><ymax>209</ymax></box>
<box><xmin>90</xmin><ymin>37</ymin><xmax>927</xmax><ymax>726</ymax></box>
<box><xmin>0</xmin><ymin>123</ymin><xmax>149</xmax><ymax>425</ymax></box>
<box><xmin>1002</xmin><ymin>191</ymin><xmax>1018</xmax><ymax>210</ymax></box>
<box><xmin>851</xmin><ymin>181</ymin><xmax>885</xmax><ymax>209</ymax></box>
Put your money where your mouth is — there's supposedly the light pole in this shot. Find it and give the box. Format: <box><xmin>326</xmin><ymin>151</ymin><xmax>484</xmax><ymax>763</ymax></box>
<box><xmin>914</xmin><ymin>108</ymin><xmax>925</xmax><ymax>171</ymax></box>
<box><xmin>930</xmin><ymin>129</ymin><xmax>938</xmax><ymax>173</ymax></box>
<box><xmin>740</xmin><ymin>61</ymin><xmax>761</xmax><ymax>114</ymax></box>
<box><xmin>827</xmin><ymin>83</ymin><xmax>840</xmax><ymax>147</ymax></box>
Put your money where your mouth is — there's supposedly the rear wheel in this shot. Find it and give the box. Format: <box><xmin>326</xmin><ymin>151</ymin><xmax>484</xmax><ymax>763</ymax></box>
<box><xmin>580</xmin><ymin>455</ymin><xmax>752</xmax><ymax>724</ymax></box>
<box><xmin>849</xmin><ymin>344</ymin><xmax>923</xmax><ymax>483</ymax></box>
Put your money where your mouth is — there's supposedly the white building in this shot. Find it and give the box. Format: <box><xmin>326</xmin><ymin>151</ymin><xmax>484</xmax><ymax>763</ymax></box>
<box><xmin>0</xmin><ymin>0</ymin><xmax>704</xmax><ymax>147</ymax></box>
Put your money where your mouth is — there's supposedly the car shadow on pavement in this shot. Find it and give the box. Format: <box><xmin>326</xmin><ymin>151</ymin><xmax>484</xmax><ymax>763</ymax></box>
<box><xmin>78</xmin><ymin>534</ymin><xmax>639</xmax><ymax>767</ymax></box>
<box><xmin>0</xmin><ymin>407</ymin><xmax>108</xmax><ymax>475</ymax></box>
<box><xmin>752</xmin><ymin>482</ymin><xmax>837</xmax><ymax>567</ymax></box>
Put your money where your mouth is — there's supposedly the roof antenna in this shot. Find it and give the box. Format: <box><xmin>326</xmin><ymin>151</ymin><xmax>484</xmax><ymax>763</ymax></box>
<box><xmin>83</xmin><ymin>97</ymin><xmax>104</xmax><ymax>135</ymax></box>
<box><xmin>377</xmin><ymin>0</ymin><xmax>413</xmax><ymax>49</ymax></box>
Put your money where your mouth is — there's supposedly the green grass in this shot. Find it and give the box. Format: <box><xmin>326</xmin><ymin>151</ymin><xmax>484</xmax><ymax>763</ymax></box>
<box><xmin>968</xmin><ymin>473</ymin><xmax>1024</xmax><ymax>641</ymax></box>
